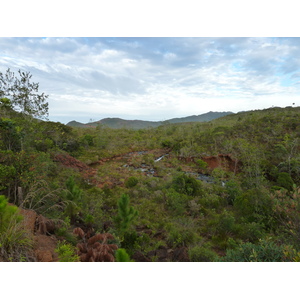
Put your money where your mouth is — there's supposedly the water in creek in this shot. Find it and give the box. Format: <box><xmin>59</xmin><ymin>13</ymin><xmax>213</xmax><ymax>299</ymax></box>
<box><xmin>123</xmin><ymin>151</ymin><xmax>225</xmax><ymax>185</ymax></box>
<box><xmin>185</xmin><ymin>171</ymin><xmax>225</xmax><ymax>186</ymax></box>
<box><xmin>154</xmin><ymin>154</ymin><xmax>169</xmax><ymax>162</ymax></box>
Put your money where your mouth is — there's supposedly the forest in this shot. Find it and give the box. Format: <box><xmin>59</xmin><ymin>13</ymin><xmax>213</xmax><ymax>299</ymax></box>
<box><xmin>1</xmin><ymin>68</ymin><xmax>300</xmax><ymax>262</ymax></box>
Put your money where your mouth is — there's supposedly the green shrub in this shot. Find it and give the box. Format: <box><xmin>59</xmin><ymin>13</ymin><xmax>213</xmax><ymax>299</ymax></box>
<box><xmin>164</xmin><ymin>188</ymin><xmax>189</xmax><ymax>215</ymax></box>
<box><xmin>114</xmin><ymin>194</ymin><xmax>138</xmax><ymax>235</ymax></box>
<box><xmin>161</xmin><ymin>139</ymin><xmax>172</xmax><ymax>148</ymax></box>
<box><xmin>120</xmin><ymin>230</ymin><xmax>139</xmax><ymax>253</ymax></box>
<box><xmin>0</xmin><ymin>195</ymin><xmax>33</xmax><ymax>261</ymax></box>
<box><xmin>0</xmin><ymin>164</ymin><xmax>16</xmax><ymax>191</ymax></box>
<box><xmin>62</xmin><ymin>176</ymin><xmax>83</xmax><ymax>222</ymax></box>
<box><xmin>215</xmin><ymin>211</ymin><xmax>237</xmax><ymax>237</ymax></box>
<box><xmin>233</xmin><ymin>188</ymin><xmax>273</xmax><ymax>225</ymax></box>
<box><xmin>34</xmin><ymin>138</ymin><xmax>54</xmax><ymax>152</ymax></box>
<box><xmin>188</xmin><ymin>245</ymin><xmax>217</xmax><ymax>262</ymax></box>
<box><xmin>172</xmin><ymin>173</ymin><xmax>202</xmax><ymax>196</ymax></box>
<box><xmin>196</xmin><ymin>159</ymin><xmax>208</xmax><ymax>171</ymax></box>
<box><xmin>218</xmin><ymin>238</ymin><xmax>288</xmax><ymax>262</ymax></box>
<box><xmin>276</xmin><ymin>172</ymin><xmax>294</xmax><ymax>191</ymax></box>
<box><xmin>225</xmin><ymin>180</ymin><xmax>242</xmax><ymax>205</ymax></box>
<box><xmin>55</xmin><ymin>241</ymin><xmax>80</xmax><ymax>262</ymax></box>
<box><xmin>237</xmin><ymin>221</ymin><xmax>264</xmax><ymax>243</ymax></box>
<box><xmin>166</xmin><ymin>220</ymin><xmax>199</xmax><ymax>247</ymax></box>
<box><xmin>54</xmin><ymin>217</ymin><xmax>77</xmax><ymax>245</ymax></box>
<box><xmin>125</xmin><ymin>176</ymin><xmax>139</xmax><ymax>188</ymax></box>
<box><xmin>115</xmin><ymin>248</ymin><xmax>133</xmax><ymax>262</ymax></box>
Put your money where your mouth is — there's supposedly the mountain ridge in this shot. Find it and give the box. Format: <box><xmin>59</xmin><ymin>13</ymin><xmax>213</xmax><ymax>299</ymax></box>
<box><xmin>67</xmin><ymin>111</ymin><xmax>234</xmax><ymax>129</ymax></box>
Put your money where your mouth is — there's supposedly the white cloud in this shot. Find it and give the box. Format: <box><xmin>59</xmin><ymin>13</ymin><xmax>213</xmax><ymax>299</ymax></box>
<box><xmin>1</xmin><ymin>37</ymin><xmax>300</xmax><ymax>123</ymax></box>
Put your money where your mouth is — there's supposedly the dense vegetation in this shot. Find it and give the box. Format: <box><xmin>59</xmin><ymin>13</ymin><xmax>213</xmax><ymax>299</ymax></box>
<box><xmin>1</xmin><ymin>68</ymin><xmax>300</xmax><ymax>262</ymax></box>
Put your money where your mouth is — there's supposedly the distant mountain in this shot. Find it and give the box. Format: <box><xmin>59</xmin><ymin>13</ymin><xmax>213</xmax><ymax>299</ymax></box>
<box><xmin>67</xmin><ymin>111</ymin><xmax>234</xmax><ymax>129</ymax></box>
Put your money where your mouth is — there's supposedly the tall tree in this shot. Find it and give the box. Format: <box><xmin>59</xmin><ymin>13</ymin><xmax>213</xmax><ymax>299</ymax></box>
<box><xmin>0</xmin><ymin>68</ymin><xmax>49</xmax><ymax>119</ymax></box>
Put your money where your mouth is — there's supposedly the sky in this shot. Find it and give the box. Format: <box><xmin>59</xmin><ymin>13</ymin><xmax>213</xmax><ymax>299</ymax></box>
<box><xmin>1</xmin><ymin>37</ymin><xmax>300</xmax><ymax>124</ymax></box>
<box><xmin>1</xmin><ymin>2</ymin><xmax>300</xmax><ymax>126</ymax></box>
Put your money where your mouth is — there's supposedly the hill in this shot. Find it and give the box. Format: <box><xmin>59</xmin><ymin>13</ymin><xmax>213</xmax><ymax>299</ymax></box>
<box><xmin>66</xmin><ymin>111</ymin><xmax>234</xmax><ymax>129</ymax></box>
<box><xmin>3</xmin><ymin>102</ymin><xmax>300</xmax><ymax>263</ymax></box>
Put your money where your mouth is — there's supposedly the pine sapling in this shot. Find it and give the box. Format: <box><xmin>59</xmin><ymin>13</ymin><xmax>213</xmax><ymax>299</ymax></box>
<box><xmin>115</xmin><ymin>194</ymin><xmax>138</xmax><ymax>234</ymax></box>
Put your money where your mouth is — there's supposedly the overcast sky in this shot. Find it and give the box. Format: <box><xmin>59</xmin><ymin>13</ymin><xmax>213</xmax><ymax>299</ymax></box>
<box><xmin>1</xmin><ymin>37</ymin><xmax>300</xmax><ymax>124</ymax></box>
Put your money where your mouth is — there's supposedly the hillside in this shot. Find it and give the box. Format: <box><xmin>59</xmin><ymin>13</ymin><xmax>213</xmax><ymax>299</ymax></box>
<box><xmin>67</xmin><ymin>111</ymin><xmax>234</xmax><ymax>129</ymax></box>
<box><xmin>2</xmin><ymin>100</ymin><xmax>300</xmax><ymax>262</ymax></box>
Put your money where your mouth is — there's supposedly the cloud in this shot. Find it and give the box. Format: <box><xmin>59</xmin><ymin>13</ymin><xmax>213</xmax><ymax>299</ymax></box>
<box><xmin>1</xmin><ymin>37</ymin><xmax>300</xmax><ymax>123</ymax></box>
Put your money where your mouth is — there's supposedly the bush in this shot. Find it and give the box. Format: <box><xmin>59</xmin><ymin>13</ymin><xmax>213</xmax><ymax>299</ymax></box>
<box><xmin>188</xmin><ymin>245</ymin><xmax>217</xmax><ymax>262</ymax></box>
<box><xmin>166</xmin><ymin>219</ymin><xmax>199</xmax><ymax>247</ymax></box>
<box><xmin>225</xmin><ymin>180</ymin><xmax>242</xmax><ymax>205</ymax></box>
<box><xmin>172</xmin><ymin>173</ymin><xmax>202</xmax><ymax>196</ymax></box>
<box><xmin>233</xmin><ymin>188</ymin><xmax>273</xmax><ymax>225</ymax></box>
<box><xmin>55</xmin><ymin>242</ymin><xmax>80</xmax><ymax>262</ymax></box>
<box><xmin>276</xmin><ymin>172</ymin><xmax>294</xmax><ymax>191</ymax></box>
<box><xmin>218</xmin><ymin>238</ymin><xmax>288</xmax><ymax>262</ymax></box>
<box><xmin>62</xmin><ymin>176</ymin><xmax>83</xmax><ymax>222</ymax></box>
<box><xmin>125</xmin><ymin>176</ymin><xmax>139</xmax><ymax>188</ymax></box>
<box><xmin>0</xmin><ymin>195</ymin><xmax>33</xmax><ymax>261</ymax></box>
<box><xmin>115</xmin><ymin>248</ymin><xmax>133</xmax><ymax>262</ymax></box>
<box><xmin>237</xmin><ymin>221</ymin><xmax>264</xmax><ymax>243</ymax></box>
<box><xmin>161</xmin><ymin>139</ymin><xmax>172</xmax><ymax>148</ymax></box>
<box><xmin>196</xmin><ymin>159</ymin><xmax>208</xmax><ymax>171</ymax></box>
<box><xmin>164</xmin><ymin>188</ymin><xmax>189</xmax><ymax>215</ymax></box>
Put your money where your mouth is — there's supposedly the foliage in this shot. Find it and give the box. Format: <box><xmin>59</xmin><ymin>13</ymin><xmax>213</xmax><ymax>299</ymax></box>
<box><xmin>54</xmin><ymin>217</ymin><xmax>77</xmax><ymax>245</ymax></box>
<box><xmin>73</xmin><ymin>227</ymin><xmax>118</xmax><ymax>262</ymax></box>
<box><xmin>164</xmin><ymin>188</ymin><xmax>189</xmax><ymax>215</ymax></box>
<box><xmin>196</xmin><ymin>159</ymin><xmax>208</xmax><ymax>171</ymax></box>
<box><xmin>114</xmin><ymin>194</ymin><xmax>138</xmax><ymax>235</ymax></box>
<box><xmin>0</xmin><ymin>68</ymin><xmax>48</xmax><ymax>118</ymax></box>
<box><xmin>0</xmin><ymin>195</ymin><xmax>33</xmax><ymax>261</ymax></box>
<box><xmin>20</xmin><ymin>180</ymin><xmax>62</xmax><ymax>214</ymax></box>
<box><xmin>55</xmin><ymin>241</ymin><xmax>80</xmax><ymax>262</ymax></box>
<box><xmin>166</xmin><ymin>218</ymin><xmax>199</xmax><ymax>247</ymax></box>
<box><xmin>2</xmin><ymin>87</ymin><xmax>300</xmax><ymax>262</ymax></box>
<box><xmin>0</xmin><ymin>163</ymin><xmax>16</xmax><ymax>191</ymax></box>
<box><xmin>225</xmin><ymin>180</ymin><xmax>242</xmax><ymax>205</ymax></box>
<box><xmin>0</xmin><ymin>117</ymin><xmax>22</xmax><ymax>151</ymax></box>
<box><xmin>271</xmin><ymin>186</ymin><xmax>300</xmax><ymax>246</ymax></box>
<box><xmin>171</xmin><ymin>173</ymin><xmax>202</xmax><ymax>196</ymax></box>
<box><xmin>115</xmin><ymin>248</ymin><xmax>133</xmax><ymax>262</ymax></box>
<box><xmin>125</xmin><ymin>176</ymin><xmax>139</xmax><ymax>188</ymax></box>
<box><xmin>233</xmin><ymin>188</ymin><xmax>274</xmax><ymax>226</ymax></box>
<box><xmin>218</xmin><ymin>238</ymin><xmax>290</xmax><ymax>262</ymax></box>
<box><xmin>276</xmin><ymin>172</ymin><xmax>294</xmax><ymax>191</ymax></box>
<box><xmin>188</xmin><ymin>245</ymin><xmax>218</xmax><ymax>262</ymax></box>
<box><xmin>62</xmin><ymin>176</ymin><xmax>83</xmax><ymax>222</ymax></box>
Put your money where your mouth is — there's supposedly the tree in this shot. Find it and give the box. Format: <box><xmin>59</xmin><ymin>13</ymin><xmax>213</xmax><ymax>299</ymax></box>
<box><xmin>115</xmin><ymin>194</ymin><xmax>138</xmax><ymax>234</ymax></box>
<box><xmin>62</xmin><ymin>176</ymin><xmax>83</xmax><ymax>222</ymax></box>
<box><xmin>0</xmin><ymin>68</ymin><xmax>49</xmax><ymax>119</ymax></box>
<box><xmin>0</xmin><ymin>118</ymin><xmax>22</xmax><ymax>151</ymax></box>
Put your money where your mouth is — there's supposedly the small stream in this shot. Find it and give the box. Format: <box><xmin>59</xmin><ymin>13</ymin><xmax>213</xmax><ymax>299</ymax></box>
<box><xmin>154</xmin><ymin>154</ymin><xmax>169</xmax><ymax>163</ymax></box>
<box><xmin>182</xmin><ymin>170</ymin><xmax>226</xmax><ymax>186</ymax></box>
<box><xmin>122</xmin><ymin>151</ymin><xmax>225</xmax><ymax>185</ymax></box>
